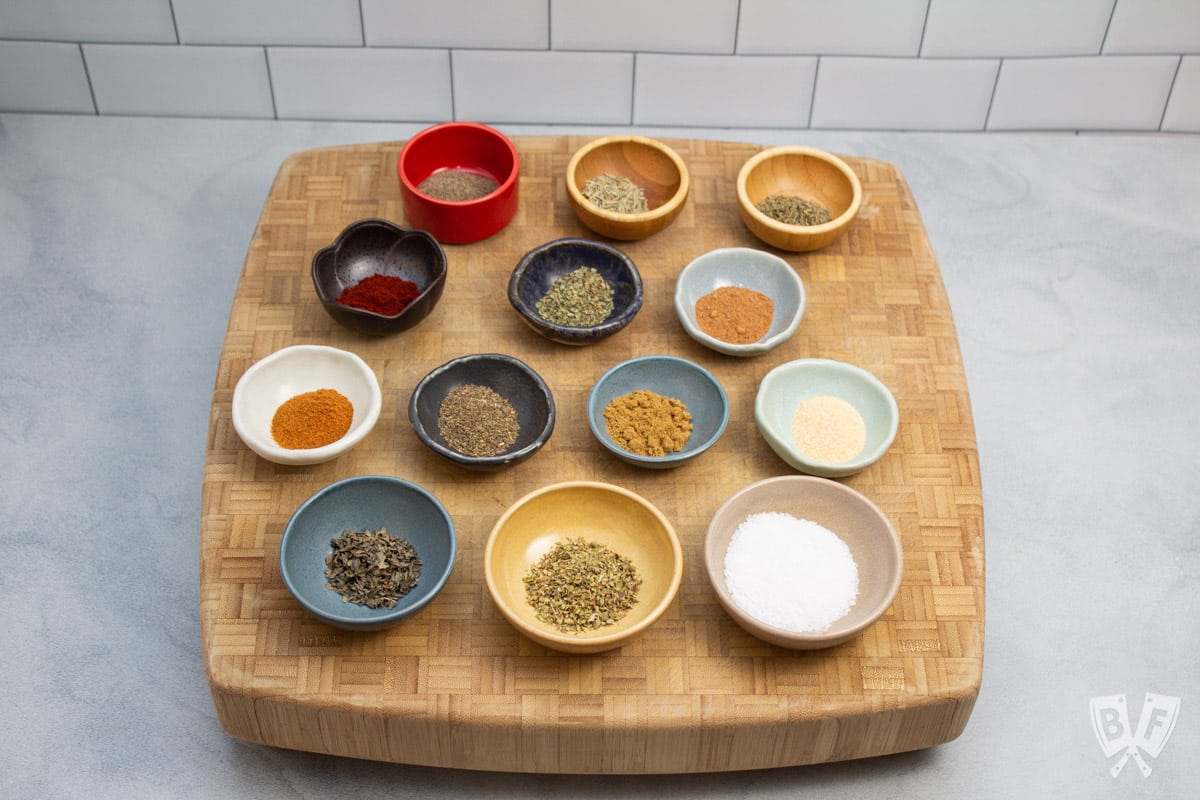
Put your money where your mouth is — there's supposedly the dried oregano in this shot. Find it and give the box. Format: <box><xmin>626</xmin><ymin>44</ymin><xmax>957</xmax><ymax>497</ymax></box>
<box><xmin>523</xmin><ymin>537</ymin><xmax>642</xmax><ymax>634</ymax></box>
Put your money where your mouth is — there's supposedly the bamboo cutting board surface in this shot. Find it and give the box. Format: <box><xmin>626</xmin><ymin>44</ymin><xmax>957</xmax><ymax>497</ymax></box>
<box><xmin>200</xmin><ymin>136</ymin><xmax>984</xmax><ymax>773</ymax></box>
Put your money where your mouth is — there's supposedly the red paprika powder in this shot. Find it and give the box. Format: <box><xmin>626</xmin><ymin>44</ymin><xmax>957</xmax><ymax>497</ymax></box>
<box><xmin>336</xmin><ymin>274</ymin><xmax>420</xmax><ymax>316</ymax></box>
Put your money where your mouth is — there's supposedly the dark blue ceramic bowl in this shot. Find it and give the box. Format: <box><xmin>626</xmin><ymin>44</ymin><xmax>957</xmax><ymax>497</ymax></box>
<box><xmin>280</xmin><ymin>476</ymin><xmax>456</xmax><ymax>631</ymax></box>
<box><xmin>507</xmin><ymin>237</ymin><xmax>643</xmax><ymax>345</ymax></box>
<box><xmin>587</xmin><ymin>355</ymin><xmax>730</xmax><ymax>469</ymax></box>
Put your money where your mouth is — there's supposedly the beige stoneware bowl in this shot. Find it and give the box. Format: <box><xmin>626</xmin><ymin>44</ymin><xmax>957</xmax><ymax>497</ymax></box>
<box><xmin>703</xmin><ymin>475</ymin><xmax>903</xmax><ymax>650</ymax></box>
<box><xmin>484</xmin><ymin>481</ymin><xmax>683</xmax><ymax>654</ymax></box>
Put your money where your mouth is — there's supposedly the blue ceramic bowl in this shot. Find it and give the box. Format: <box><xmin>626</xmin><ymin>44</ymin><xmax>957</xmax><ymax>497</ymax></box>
<box><xmin>587</xmin><ymin>355</ymin><xmax>730</xmax><ymax>469</ymax></box>
<box><xmin>508</xmin><ymin>237</ymin><xmax>643</xmax><ymax>345</ymax></box>
<box><xmin>280</xmin><ymin>476</ymin><xmax>457</xmax><ymax>631</ymax></box>
<box><xmin>311</xmin><ymin>218</ymin><xmax>448</xmax><ymax>336</ymax></box>
<box><xmin>755</xmin><ymin>358</ymin><xmax>899</xmax><ymax>478</ymax></box>
<box><xmin>674</xmin><ymin>247</ymin><xmax>806</xmax><ymax>357</ymax></box>
<box><xmin>408</xmin><ymin>353</ymin><xmax>556</xmax><ymax>470</ymax></box>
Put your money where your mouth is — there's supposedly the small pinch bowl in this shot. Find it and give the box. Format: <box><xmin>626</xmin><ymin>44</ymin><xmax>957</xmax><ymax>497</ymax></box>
<box><xmin>484</xmin><ymin>481</ymin><xmax>683</xmax><ymax>654</ymax></box>
<box><xmin>398</xmin><ymin>121</ymin><xmax>520</xmax><ymax>244</ymax></box>
<box><xmin>280</xmin><ymin>475</ymin><xmax>457</xmax><ymax>632</ymax></box>
<box><xmin>565</xmin><ymin>135</ymin><xmax>689</xmax><ymax>241</ymax></box>
<box><xmin>755</xmin><ymin>358</ymin><xmax>899</xmax><ymax>478</ymax></box>
<box><xmin>704</xmin><ymin>475</ymin><xmax>902</xmax><ymax>650</ymax></box>
<box><xmin>737</xmin><ymin>146</ymin><xmax>863</xmax><ymax>252</ymax></box>
<box><xmin>231</xmin><ymin>344</ymin><xmax>383</xmax><ymax>466</ymax></box>
<box><xmin>587</xmin><ymin>355</ymin><xmax>729</xmax><ymax>469</ymax></box>
<box><xmin>508</xmin><ymin>237</ymin><xmax>644</xmax><ymax>346</ymax></box>
<box><xmin>674</xmin><ymin>246</ymin><xmax>806</xmax><ymax>357</ymax></box>
<box><xmin>311</xmin><ymin>218</ymin><xmax>448</xmax><ymax>336</ymax></box>
<box><xmin>408</xmin><ymin>353</ymin><xmax>555</xmax><ymax>470</ymax></box>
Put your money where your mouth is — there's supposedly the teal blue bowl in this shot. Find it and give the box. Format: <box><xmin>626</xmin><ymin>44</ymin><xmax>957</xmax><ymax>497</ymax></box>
<box><xmin>280</xmin><ymin>476</ymin><xmax>456</xmax><ymax>631</ymax></box>
<box><xmin>755</xmin><ymin>358</ymin><xmax>899</xmax><ymax>478</ymax></box>
<box><xmin>587</xmin><ymin>355</ymin><xmax>729</xmax><ymax>469</ymax></box>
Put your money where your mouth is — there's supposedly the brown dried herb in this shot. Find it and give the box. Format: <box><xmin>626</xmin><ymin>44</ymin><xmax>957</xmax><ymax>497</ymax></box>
<box><xmin>756</xmin><ymin>194</ymin><xmax>833</xmax><ymax>226</ymax></box>
<box><xmin>581</xmin><ymin>173</ymin><xmax>648</xmax><ymax>214</ymax></box>
<box><xmin>523</xmin><ymin>537</ymin><xmax>642</xmax><ymax>634</ymax></box>
<box><xmin>437</xmin><ymin>384</ymin><xmax>520</xmax><ymax>457</ymax></box>
<box><xmin>324</xmin><ymin>527</ymin><xmax>422</xmax><ymax>609</ymax></box>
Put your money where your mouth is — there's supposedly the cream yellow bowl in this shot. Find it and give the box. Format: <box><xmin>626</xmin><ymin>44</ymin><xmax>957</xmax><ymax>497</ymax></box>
<box><xmin>484</xmin><ymin>481</ymin><xmax>683</xmax><ymax>654</ymax></box>
<box><xmin>737</xmin><ymin>146</ymin><xmax>862</xmax><ymax>252</ymax></box>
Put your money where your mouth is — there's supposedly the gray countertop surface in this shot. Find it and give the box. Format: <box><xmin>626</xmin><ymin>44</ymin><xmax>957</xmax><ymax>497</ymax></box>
<box><xmin>1</xmin><ymin>114</ymin><xmax>1197</xmax><ymax>799</ymax></box>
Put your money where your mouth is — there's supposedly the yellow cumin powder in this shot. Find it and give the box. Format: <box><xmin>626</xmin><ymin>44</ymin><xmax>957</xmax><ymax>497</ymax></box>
<box><xmin>603</xmin><ymin>389</ymin><xmax>693</xmax><ymax>457</ymax></box>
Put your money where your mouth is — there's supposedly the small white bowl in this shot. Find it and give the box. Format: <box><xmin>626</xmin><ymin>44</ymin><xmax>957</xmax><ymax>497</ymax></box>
<box><xmin>232</xmin><ymin>344</ymin><xmax>383</xmax><ymax>466</ymax></box>
<box><xmin>673</xmin><ymin>247</ymin><xmax>806</xmax><ymax>357</ymax></box>
<box><xmin>755</xmin><ymin>358</ymin><xmax>898</xmax><ymax>478</ymax></box>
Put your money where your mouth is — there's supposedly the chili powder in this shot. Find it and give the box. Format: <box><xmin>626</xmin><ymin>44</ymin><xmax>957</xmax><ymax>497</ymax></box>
<box><xmin>271</xmin><ymin>388</ymin><xmax>353</xmax><ymax>449</ymax></box>
<box><xmin>336</xmin><ymin>274</ymin><xmax>420</xmax><ymax>316</ymax></box>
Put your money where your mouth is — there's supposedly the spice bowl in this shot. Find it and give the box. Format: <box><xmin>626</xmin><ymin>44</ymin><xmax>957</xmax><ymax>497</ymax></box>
<box><xmin>755</xmin><ymin>358</ymin><xmax>899</xmax><ymax>478</ymax></box>
<box><xmin>508</xmin><ymin>237</ymin><xmax>644</xmax><ymax>346</ymax></box>
<box><xmin>408</xmin><ymin>353</ymin><xmax>556</xmax><ymax>470</ymax></box>
<box><xmin>311</xmin><ymin>218</ymin><xmax>448</xmax><ymax>336</ymax></box>
<box><xmin>704</xmin><ymin>475</ymin><xmax>902</xmax><ymax>650</ymax></box>
<box><xmin>397</xmin><ymin>121</ymin><xmax>520</xmax><ymax>244</ymax></box>
<box><xmin>736</xmin><ymin>146</ymin><xmax>863</xmax><ymax>252</ymax></box>
<box><xmin>484</xmin><ymin>481</ymin><xmax>683</xmax><ymax>654</ymax></box>
<box><xmin>565</xmin><ymin>135</ymin><xmax>690</xmax><ymax>241</ymax></box>
<box><xmin>674</xmin><ymin>247</ymin><xmax>806</xmax><ymax>357</ymax></box>
<box><xmin>280</xmin><ymin>475</ymin><xmax>457</xmax><ymax>632</ymax></box>
<box><xmin>231</xmin><ymin>344</ymin><xmax>383</xmax><ymax>466</ymax></box>
<box><xmin>587</xmin><ymin>355</ymin><xmax>729</xmax><ymax>469</ymax></box>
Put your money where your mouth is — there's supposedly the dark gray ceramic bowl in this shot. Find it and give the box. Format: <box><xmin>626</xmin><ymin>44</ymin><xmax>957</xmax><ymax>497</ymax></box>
<box><xmin>408</xmin><ymin>353</ymin><xmax>556</xmax><ymax>470</ymax></box>
<box><xmin>508</xmin><ymin>237</ymin><xmax>643</xmax><ymax>345</ymax></box>
<box><xmin>312</xmin><ymin>218</ymin><xmax>448</xmax><ymax>336</ymax></box>
<box><xmin>587</xmin><ymin>355</ymin><xmax>730</xmax><ymax>469</ymax></box>
<box><xmin>279</xmin><ymin>475</ymin><xmax>456</xmax><ymax>632</ymax></box>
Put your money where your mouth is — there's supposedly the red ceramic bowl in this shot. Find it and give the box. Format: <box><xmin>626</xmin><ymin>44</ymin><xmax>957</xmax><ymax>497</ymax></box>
<box><xmin>398</xmin><ymin>122</ymin><xmax>520</xmax><ymax>244</ymax></box>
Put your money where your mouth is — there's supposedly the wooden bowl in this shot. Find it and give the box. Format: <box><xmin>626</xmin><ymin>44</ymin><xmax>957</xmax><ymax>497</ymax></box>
<box><xmin>704</xmin><ymin>476</ymin><xmax>902</xmax><ymax>650</ymax></box>
<box><xmin>736</xmin><ymin>146</ymin><xmax>862</xmax><ymax>252</ymax></box>
<box><xmin>565</xmin><ymin>135</ymin><xmax>689</xmax><ymax>241</ymax></box>
<box><xmin>484</xmin><ymin>481</ymin><xmax>683</xmax><ymax>654</ymax></box>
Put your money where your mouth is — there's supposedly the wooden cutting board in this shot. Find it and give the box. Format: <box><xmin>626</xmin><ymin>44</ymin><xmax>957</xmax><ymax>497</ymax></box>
<box><xmin>199</xmin><ymin>136</ymin><xmax>984</xmax><ymax>773</ymax></box>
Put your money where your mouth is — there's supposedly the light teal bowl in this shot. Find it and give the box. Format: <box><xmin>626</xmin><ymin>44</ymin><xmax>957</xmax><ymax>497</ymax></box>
<box><xmin>755</xmin><ymin>358</ymin><xmax>899</xmax><ymax>478</ymax></box>
<box><xmin>587</xmin><ymin>355</ymin><xmax>730</xmax><ymax>469</ymax></box>
<box><xmin>673</xmin><ymin>247</ymin><xmax>805</xmax><ymax>357</ymax></box>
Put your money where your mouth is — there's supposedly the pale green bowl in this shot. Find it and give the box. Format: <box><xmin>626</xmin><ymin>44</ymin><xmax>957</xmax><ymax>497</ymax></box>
<box><xmin>754</xmin><ymin>358</ymin><xmax>899</xmax><ymax>478</ymax></box>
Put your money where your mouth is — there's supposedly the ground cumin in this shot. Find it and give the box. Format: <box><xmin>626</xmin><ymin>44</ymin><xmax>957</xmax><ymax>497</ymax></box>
<box><xmin>603</xmin><ymin>389</ymin><xmax>693</xmax><ymax>457</ymax></box>
<box><xmin>270</xmin><ymin>388</ymin><xmax>353</xmax><ymax>449</ymax></box>
<box><xmin>695</xmin><ymin>286</ymin><xmax>774</xmax><ymax>344</ymax></box>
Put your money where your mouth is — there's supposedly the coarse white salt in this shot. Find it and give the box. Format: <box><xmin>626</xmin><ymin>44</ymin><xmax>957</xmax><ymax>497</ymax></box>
<box><xmin>723</xmin><ymin>511</ymin><xmax>858</xmax><ymax>633</ymax></box>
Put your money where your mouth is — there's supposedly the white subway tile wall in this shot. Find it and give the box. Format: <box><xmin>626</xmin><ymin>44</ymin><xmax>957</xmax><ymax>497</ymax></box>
<box><xmin>737</xmin><ymin>0</ymin><xmax>928</xmax><ymax>57</ymax></box>
<box><xmin>173</xmin><ymin>0</ymin><xmax>363</xmax><ymax>46</ymax></box>
<box><xmin>921</xmin><ymin>0</ymin><xmax>1114</xmax><ymax>58</ymax></box>
<box><xmin>988</xmin><ymin>55</ymin><xmax>1178</xmax><ymax>130</ymax></box>
<box><xmin>270</xmin><ymin>48</ymin><xmax>451</xmax><ymax>122</ymax></box>
<box><xmin>551</xmin><ymin>0</ymin><xmax>737</xmax><ymax>54</ymax></box>
<box><xmin>812</xmin><ymin>57</ymin><xmax>999</xmax><ymax>131</ymax></box>
<box><xmin>1163</xmin><ymin>56</ymin><xmax>1200</xmax><ymax>132</ymax></box>
<box><xmin>84</xmin><ymin>44</ymin><xmax>274</xmax><ymax>118</ymax></box>
<box><xmin>635</xmin><ymin>54</ymin><xmax>816</xmax><ymax>127</ymax></box>
<box><xmin>362</xmin><ymin>0</ymin><xmax>548</xmax><ymax>49</ymax></box>
<box><xmin>0</xmin><ymin>0</ymin><xmax>1195</xmax><ymax>132</ymax></box>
